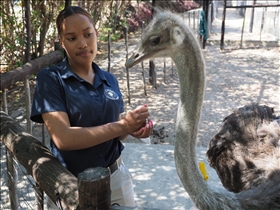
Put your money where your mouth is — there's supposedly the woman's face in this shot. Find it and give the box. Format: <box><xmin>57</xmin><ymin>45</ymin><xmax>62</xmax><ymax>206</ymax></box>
<box><xmin>59</xmin><ymin>14</ymin><xmax>97</xmax><ymax>68</ymax></box>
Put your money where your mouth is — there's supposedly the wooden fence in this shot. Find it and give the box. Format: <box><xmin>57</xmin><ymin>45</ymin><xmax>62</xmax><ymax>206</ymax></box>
<box><xmin>220</xmin><ymin>1</ymin><xmax>280</xmax><ymax>49</ymax></box>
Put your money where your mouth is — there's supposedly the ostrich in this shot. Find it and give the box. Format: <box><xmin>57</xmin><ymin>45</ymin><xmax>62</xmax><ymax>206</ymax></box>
<box><xmin>125</xmin><ymin>10</ymin><xmax>280</xmax><ymax>210</ymax></box>
<box><xmin>207</xmin><ymin>104</ymin><xmax>280</xmax><ymax>193</ymax></box>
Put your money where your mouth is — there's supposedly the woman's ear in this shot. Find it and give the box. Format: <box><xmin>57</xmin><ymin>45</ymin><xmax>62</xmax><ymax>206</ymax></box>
<box><xmin>94</xmin><ymin>28</ymin><xmax>98</xmax><ymax>38</ymax></box>
<box><xmin>59</xmin><ymin>39</ymin><xmax>64</xmax><ymax>48</ymax></box>
<box><xmin>59</xmin><ymin>41</ymin><xmax>64</xmax><ymax>49</ymax></box>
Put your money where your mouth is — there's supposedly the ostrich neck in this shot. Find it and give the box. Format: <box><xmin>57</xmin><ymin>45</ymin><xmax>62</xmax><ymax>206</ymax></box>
<box><xmin>172</xmin><ymin>37</ymin><xmax>208</xmax><ymax>198</ymax></box>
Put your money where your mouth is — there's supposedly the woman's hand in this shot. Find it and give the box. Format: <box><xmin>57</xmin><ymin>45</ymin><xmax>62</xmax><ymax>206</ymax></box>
<box><xmin>129</xmin><ymin>119</ymin><xmax>153</xmax><ymax>139</ymax></box>
<box><xmin>122</xmin><ymin>104</ymin><xmax>150</xmax><ymax>133</ymax></box>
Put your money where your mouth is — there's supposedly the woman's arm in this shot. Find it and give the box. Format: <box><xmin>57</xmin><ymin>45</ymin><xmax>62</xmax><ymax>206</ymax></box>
<box><xmin>42</xmin><ymin>105</ymin><xmax>150</xmax><ymax>150</ymax></box>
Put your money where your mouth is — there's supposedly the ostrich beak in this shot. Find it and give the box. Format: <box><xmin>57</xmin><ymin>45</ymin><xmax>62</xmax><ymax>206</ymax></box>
<box><xmin>125</xmin><ymin>50</ymin><xmax>156</xmax><ymax>69</ymax></box>
<box><xmin>125</xmin><ymin>52</ymin><xmax>145</xmax><ymax>68</ymax></box>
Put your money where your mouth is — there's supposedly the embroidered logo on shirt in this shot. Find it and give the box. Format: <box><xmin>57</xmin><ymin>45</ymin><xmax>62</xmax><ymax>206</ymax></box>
<box><xmin>105</xmin><ymin>89</ymin><xmax>119</xmax><ymax>100</ymax></box>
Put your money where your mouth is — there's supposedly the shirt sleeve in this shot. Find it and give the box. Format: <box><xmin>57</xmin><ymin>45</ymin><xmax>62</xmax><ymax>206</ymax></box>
<box><xmin>30</xmin><ymin>67</ymin><xmax>67</xmax><ymax>123</ymax></box>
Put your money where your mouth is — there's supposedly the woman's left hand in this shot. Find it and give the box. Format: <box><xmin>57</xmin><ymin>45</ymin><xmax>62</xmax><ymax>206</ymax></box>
<box><xmin>129</xmin><ymin>119</ymin><xmax>153</xmax><ymax>139</ymax></box>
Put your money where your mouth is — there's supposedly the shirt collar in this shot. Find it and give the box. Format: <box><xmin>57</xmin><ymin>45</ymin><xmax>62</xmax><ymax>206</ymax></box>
<box><xmin>59</xmin><ymin>58</ymin><xmax>111</xmax><ymax>87</ymax></box>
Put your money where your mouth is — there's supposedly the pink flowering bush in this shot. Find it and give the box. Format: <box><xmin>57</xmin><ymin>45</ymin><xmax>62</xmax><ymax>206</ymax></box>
<box><xmin>125</xmin><ymin>2</ymin><xmax>153</xmax><ymax>32</ymax></box>
<box><xmin>125</xmin><ymin>1</ymin><xmax>198</xmax><ymax>32</ymax></box>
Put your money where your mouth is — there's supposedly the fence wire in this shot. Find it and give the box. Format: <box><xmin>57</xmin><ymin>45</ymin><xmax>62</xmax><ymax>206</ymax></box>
<box><xmin>1</xmin><ymin>143</ymin><xmax>49</xmax><ymax>210</ymax></box>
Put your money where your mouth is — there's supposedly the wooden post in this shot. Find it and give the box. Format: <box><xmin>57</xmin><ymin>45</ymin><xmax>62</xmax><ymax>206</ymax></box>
<box><xmin>141</xmin><ymin>62</ymin><xmax>147</xmax><ymax>96</ymax></box>
<box><xmin>108</xmin><ymin>31</ymin><xmax>111</xmax><ymax>73</ymax></box>
<box><xmin>211</xmin><ymin>2</ymin><xmax>214</xmax><ymax>24</ymax></box>
<box><xmin>140</xmin><ymin>24</ymin><xmax>147</xmax><ymax>96</ymax></box>
<box><xmin>149</xmin><ymin>60</ymin><xmax>156</xmax><ymax>89</ymax></box>
<box><xmin>193</xmin><ymin>11</ymin><xmax>195</xmax><ymax>31</ymax></box>
<box><xmin>2</xmin><ymin>88</ymin><xmax>8</xmax><ymax>113</ymax></box>
<box><xmin>260</xmin><ymin>8</ymin><xmax>266</xmax><ymax>41</ymax></box>
<box><xmin>148</xmin><ymin>61</ymin><xmax>156</xmax><ymax>87</ymax></box>
<box><xmin>124</xmin><ymin>27</ymin><xmax>131</xmax><ymax>105</ymax></box>
<box><xmin>240</xmin><ymin>8</ymin><xmax>246</xmax><ymax>49</ymax></box>
<box><xmin>171</xmin><ymin>60</ymin><xmax>174</xmax><ymax>76</ymax></box>
<box><xmin>6</xmin><ymin>150</ymin><xmax>19</xmax><ymax>210</ymax></box>
<box><xmin>78</xmin><ymin>167</ymin><xmax>111</xmax><ymax>210</ymax></box>
<box><xmin>220</xmin><ymin>0</ymin><xmax>227</xmax><ymax>50</ymax></box>
<box><xmin>163</xmin><ymin>58</ymin><xmax>166</xmax><ymax>84</ymax></box>
<box><xmin>249</xmin><ymin>0</ymin><xmax>256</xmax><ymax>33</ymax></box>
<box><xmin>41</xmin><ymin>123</ymin><xmax>46</xmax><ymax>145</ymax></box>
<box><xmin>24</xmin><ymin>77</ymin><xmax>32</xmax><ymax>133</ymax></box>
<box><xmin>35</xmin><ymin>183</ymin><xmax>44</xmax><ymax>210</ymax></box>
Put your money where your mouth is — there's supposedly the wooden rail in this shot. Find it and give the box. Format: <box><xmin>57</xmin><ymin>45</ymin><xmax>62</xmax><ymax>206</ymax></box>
<box><xmin>0</xmin><ymin>50</ymin><xmax>63</xmax><ymax>90</ymax></box>
<box><xmin>226</xmin><ymin>4</ymin><xmax>280</xmax><ymax>9</ymax></box>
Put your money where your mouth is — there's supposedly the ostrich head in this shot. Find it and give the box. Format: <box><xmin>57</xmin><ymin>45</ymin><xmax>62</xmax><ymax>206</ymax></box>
<box><xmin>126</xmin><ymin>10</ymin><xmax>196</xmax><ymax>69</ymax></box>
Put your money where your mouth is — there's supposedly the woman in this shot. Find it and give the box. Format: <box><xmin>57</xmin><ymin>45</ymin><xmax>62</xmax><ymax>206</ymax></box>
<box><xmin>31</xmin><ymin>6</ymin><xmax>153</xmax><ymax>208</ymax></box>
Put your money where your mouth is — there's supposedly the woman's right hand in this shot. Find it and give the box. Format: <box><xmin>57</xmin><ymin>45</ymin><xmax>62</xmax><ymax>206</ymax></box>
<box><xmin>122</xmin><ymin>104</ymin><xmax>150</xmax><ymax>133</ymax></box>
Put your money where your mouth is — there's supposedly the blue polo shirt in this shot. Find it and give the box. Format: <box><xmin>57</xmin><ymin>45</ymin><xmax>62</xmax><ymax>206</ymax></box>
<box><xmin>31</xmin><ymin>58</ymin><xmax>124</xmax><ymax>177</ymax></box>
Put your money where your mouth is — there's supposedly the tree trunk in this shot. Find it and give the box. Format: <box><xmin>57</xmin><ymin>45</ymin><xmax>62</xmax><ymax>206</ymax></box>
<box><xmin>113</xmin><ymin>0</ymin><xmax>118</xmax><ymax>34</ymax></box>
<box><xmin>24</xmin><ymin>1</ymin><xmax>31</xmax><ymax>63</ymax></box>
<box><xmin>37</xmin><ymin>3</ymin><xmax>50</xmax><ymax>57</ymax></box>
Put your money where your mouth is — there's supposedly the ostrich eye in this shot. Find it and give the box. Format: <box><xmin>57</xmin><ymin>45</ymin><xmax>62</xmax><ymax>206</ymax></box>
<box><xmin>150</xmin><ymin>36</ymin><xmax>161</xmax><ymax>46</ymax></box>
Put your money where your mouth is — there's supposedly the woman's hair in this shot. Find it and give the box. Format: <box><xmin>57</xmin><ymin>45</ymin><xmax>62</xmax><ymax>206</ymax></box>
<box><xmin>56</xmin><ymin>6</ymin><xmax>94</xmax><ymax>36</ymax></box>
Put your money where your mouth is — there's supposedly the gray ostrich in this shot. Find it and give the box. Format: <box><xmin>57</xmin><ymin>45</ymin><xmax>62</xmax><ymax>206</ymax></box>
<box><xmin>126</xmin><ymin>10</ymin><xmax>280</xmax><ymax>210</ymax></box>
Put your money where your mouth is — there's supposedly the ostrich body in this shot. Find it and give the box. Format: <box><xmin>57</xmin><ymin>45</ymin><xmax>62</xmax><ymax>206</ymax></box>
<box><xmin>207</xmin><ymin>104</ymin><xmax>280</xmax><ymax>193</ymax></box>
<box><xmin>126</xmin><ymin>11</ymin><xmax>280</xmax><ymax>210</ymax></box>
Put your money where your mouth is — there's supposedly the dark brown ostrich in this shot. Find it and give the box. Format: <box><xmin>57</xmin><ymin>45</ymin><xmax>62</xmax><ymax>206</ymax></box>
<box><xmin>207</xmin><ymin>104</ymin><xmax>280</xmax><ymax>193</ymax></box>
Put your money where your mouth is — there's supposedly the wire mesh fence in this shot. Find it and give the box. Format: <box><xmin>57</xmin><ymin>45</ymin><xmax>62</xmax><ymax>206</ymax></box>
<box><xmin>1</xmin><ymin>143</ymin><xmax>48</xmax><ymax>210</ymax></box>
